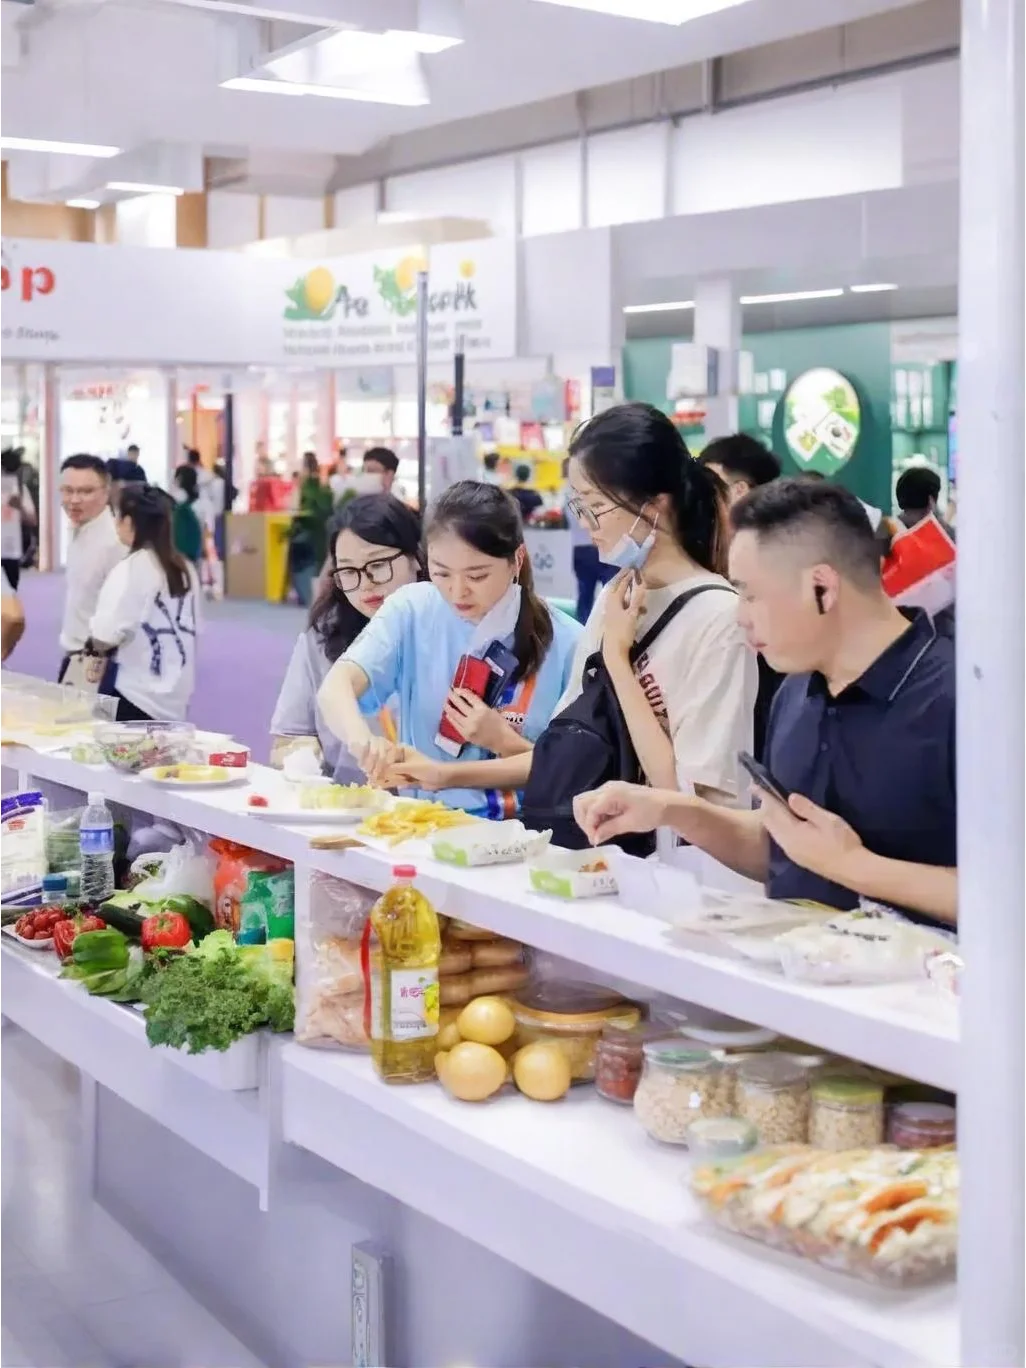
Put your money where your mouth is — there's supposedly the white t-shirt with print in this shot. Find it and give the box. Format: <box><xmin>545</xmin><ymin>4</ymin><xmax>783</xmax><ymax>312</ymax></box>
<box><xmin>90</xmin><ymin>549</ymin><xmax>199</xmax><ymax>720</ymax></box>
<box><xmin>558</xmin><ymin>572</ymin><xmax>758</xmax><ymax>802</ymax></box>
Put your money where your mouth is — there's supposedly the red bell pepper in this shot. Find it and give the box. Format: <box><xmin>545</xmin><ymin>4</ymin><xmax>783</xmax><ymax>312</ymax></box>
<box><xmin>140</xmin><ymin>911</ymin><xmax>192</xmax><ymax>953</ymax></box>
<box><xmin>52</xmin><ymin>913</ymin><xmax>106</xmax><ymax>962</ymax></box>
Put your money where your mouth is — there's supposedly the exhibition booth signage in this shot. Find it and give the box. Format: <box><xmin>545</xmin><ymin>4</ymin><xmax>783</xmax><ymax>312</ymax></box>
<box><xmin>0</xmin><ymin>236</ymin><xmax>518</xmax><ymax>367</ymax></box>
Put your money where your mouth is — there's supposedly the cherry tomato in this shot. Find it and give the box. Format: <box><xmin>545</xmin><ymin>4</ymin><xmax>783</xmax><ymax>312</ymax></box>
<box><xmin>248</xmin><ymin>794</ymin><xmax>269</xmax><ymax>808</ymax></box>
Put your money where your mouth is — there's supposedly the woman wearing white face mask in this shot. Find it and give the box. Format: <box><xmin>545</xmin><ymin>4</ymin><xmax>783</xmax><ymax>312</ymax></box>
<box><xmin>558</xmin><ymin>402</ymin><xmax>757</xmax><ymax>802</ymax></box>
<box><xmin>318</xmin><ymin>481</ymin><xmax>580</xmax><ymax>817</ymax></box>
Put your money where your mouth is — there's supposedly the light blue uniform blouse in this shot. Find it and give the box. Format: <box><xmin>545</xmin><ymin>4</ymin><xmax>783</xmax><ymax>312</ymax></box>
<box><xmin>343</xmin><ymin>581</ymin><xmax>581</xmax><ymax>817</ymax></box>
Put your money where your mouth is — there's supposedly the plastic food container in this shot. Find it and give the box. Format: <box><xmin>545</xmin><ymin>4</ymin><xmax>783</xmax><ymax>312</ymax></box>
<box><xmin>680</xmin><ymin>1011</ymin><xmax>779</xmax><ymax>1053</ymax></box>
<box><xmin>95</xmin><ymin>720</ymin><xmax>196</xmax><ymax>773</ymax></box>
<box><xmin>685</xmin><ymin>1116</ymin><xmax>758</xmax><ymax>1162</ymax></box>
<box><xmin>193</xmin><ymin>732</ymin><xmax>250</xmax><ymax>768</ymax></box>
<box><xmin>888</xmin><ymin>1101</ymin><xmax>957</xmax><ymax>1150</ymax></box>
<box><xmin>736</xmin><ymin>1055</ymin><xmax>810</xmax><ymax>1144</ymax></box>
<box><xmin>511</xmin><ymin>982</ymin><xmax>640</xmax><ymax>1082</ymax></box>
<box><xmin>808</xmin><ymin>1075</ymin><xmax>885</xmax><ymax>1150</ymax></box>
<box><xmin>633</xmin><ymin>1043</ymin><xmax>729</xmax><ymax>1144</ymax></box>
<box><xmin>527</xmin><ymin>848</ymin><xmax>618</xmax><ymax>899</ymax></box>
<box><xmin>594</xmin><ymin>1021</ymin><xmax>678</xmax><ymax>1104</ymax></box>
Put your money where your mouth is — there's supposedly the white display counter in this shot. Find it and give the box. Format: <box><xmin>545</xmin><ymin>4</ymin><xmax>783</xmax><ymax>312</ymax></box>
<box><xmin>1</xmin><ymin>746</ymin><xmax>965</xmax><ymax>1368</ymax></box>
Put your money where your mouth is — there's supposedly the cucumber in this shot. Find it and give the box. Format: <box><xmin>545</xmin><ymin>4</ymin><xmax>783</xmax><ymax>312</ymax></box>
<box><xmin>97</xmin><ymin>898</ymin><xmax>147</xmax><ymax>940</ymax></box>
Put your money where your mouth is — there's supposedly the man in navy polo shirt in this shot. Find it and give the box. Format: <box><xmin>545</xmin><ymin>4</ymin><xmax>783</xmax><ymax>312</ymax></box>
<box><xmin>573</xmin><ymin>479</ymin><xmax>957</xmax><ymax>930</ymax></box>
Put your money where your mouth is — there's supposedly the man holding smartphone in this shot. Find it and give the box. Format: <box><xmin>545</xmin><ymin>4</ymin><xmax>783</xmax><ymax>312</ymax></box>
<box><xmin>575</xmin><ymin>480</ymin><xmax>957</xmax><ymax>929</ymax></box>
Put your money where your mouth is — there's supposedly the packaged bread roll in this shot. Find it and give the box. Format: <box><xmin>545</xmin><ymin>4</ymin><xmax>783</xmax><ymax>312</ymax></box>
<box><xmin>447</xmin><ymin>920</ymin><xmax>496</xmax><ymax>942</ymax></box>
<box><xmin>439</xmin><ymin>943</ymin><xmax>474</xmax><ymax>976</ymax></box>
<box><xmin>470</xmin><ymin>963</ymin><xmax>529</xmax><ymax>996</ymax></box>
<box><xmin>440</xmin><ymin>973</ymin><xmax>475</xmax><ymax>1006</ymax></box>
<box><xmin>472</xmin><ymin>937</ymin><xmax>524</xmax><ymax>969</ymax></box>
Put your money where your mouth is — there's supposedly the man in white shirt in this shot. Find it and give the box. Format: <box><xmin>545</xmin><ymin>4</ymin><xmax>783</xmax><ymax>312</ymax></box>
<box><xmin>58</xmin><ymin>454</ymin><xmax>126</xmax><ymax>678</ymax></box>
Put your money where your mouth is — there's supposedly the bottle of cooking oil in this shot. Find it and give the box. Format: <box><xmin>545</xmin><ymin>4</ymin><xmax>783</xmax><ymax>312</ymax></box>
<box><xmin>368</xmin><ymin>865</ymin><xmax>441</xmax><ymax>1083</ymax></box>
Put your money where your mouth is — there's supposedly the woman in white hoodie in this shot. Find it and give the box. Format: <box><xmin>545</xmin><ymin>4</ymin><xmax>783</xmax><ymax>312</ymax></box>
<box><xmin>88</xmin><ymin>484</ymin><xmax>200</xmax><ymax>721</ymax></box>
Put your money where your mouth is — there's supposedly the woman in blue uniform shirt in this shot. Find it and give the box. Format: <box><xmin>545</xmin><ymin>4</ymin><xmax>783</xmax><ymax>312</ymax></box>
<box><xmin>318</xmin><ymin>480</ymin><xmax>581</xmax><ymax>818</ymax></box>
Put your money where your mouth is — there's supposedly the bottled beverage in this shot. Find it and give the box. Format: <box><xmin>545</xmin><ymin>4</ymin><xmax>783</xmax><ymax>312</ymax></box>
<box><xmin>79</xmin><ymin>791</ymin><xmax>115</xmax><ymax>904</ymax></box>
<box><xmin>368</xmin><ymin>865</ymin><xmax>441</xmax><ymax>1084</ymax></box>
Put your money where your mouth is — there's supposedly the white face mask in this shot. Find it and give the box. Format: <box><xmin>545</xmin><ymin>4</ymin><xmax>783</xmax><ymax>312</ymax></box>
<box><xmin>467</xmin><ymin>581</ymin><xmax>522</xmax><ymax>656</ymax></box>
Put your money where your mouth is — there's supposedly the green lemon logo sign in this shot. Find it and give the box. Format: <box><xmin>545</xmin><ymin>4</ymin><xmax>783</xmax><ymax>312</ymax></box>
<box><xmin>374</xmin><ymin>254</ymin><xmax>428</xmax><ymax>317</ymax></box>
<box><xmin>783</xmin><ymin>368</ymin><xmax>861</xmax><ymax>475</ymax></box>
<box><xmin>284</xmin><ymin>266</ymin><xmax>341</xmax><ymax>320</ymax></box>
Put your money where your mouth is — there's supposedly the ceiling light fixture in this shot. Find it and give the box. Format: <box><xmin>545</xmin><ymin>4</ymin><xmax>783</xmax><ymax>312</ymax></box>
<box><xmin>65</xmin><ymin>198</ymin><xmax>101</xmax><ymax>209</ymax></box>
<box><xmin>106</xmin><ymin>181</ymin><xmax>186</xmax><ymax>195</ymax></box>
<box><xmin>531</xmin><ymin>0</ymin><xmax>749</xmax><ymax>23</ymax></box>
<box><xmin>221</xmin><ymin>76</ymin><xmax>429</xmax><ymax>106</ymax></box>
<box><xmin>623</xmin><ymin>300</ymin><xmax>695</xmax><ymax>313</ymax></box>
<box><xmin>849</xmin><ymin>283</ymin><xmax>898</xmax><ymax>293</ymax></box>
<box><xmin>740</xmin><ymin>288</ymin><xmax>845</xmax><ymax>304</ymax></box>
<box><xmin>1</xmin><ymin>136</ymin><xmax>121</xmax><ymax>158</ymax></box>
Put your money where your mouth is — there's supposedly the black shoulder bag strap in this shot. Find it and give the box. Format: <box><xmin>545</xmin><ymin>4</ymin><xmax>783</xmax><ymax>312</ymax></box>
<box><xmin>629</xmin><ymin>582</ymin><xmax>736</xmax><ymax>665</ymax></box>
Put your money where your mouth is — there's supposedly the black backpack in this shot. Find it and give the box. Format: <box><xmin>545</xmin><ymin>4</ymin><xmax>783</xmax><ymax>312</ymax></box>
<box><xmin>521</xmin><ymin>584</ymin><xmax>735</xmax><ymax>856</ymax></box>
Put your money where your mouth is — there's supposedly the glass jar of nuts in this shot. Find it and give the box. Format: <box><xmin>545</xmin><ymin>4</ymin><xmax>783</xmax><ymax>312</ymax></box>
<box><xmin>810</xmin><ymin>1076</ymin><xmax>886</xmax><ymax>1150</ymax></box>
<box><xmin>633</xmin><ymin>1044</ymin><xmax>730</xmax><ymax>1145</ymax></box>
<box><xmin>736</xmin><ymin>1055</ymin><xmax>810</xmax><ymax>1144</ymax></box>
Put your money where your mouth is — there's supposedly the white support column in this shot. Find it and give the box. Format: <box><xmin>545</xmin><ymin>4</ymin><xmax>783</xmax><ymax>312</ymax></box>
<box><xmin>693</xmin><ymin>277</ymin><xmax>740</xmax><ymax>441</ymax></box>
<box><xmin>955</xmin><ymin>3</ymin><xmax>1024</xmax><ymax>1367</ymax></box>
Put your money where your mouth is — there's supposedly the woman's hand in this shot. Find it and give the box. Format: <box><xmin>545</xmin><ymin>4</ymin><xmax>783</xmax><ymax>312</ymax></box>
<box><xmin>384</xmin><ymin>748</ymin><xmax>447</xmax><ymax>793</ymax></box>
<box><xmin>758</xmin><ymin>791</ymin><xmax>864</xmax><ymax>883</ymax></box>
<box><xmin>443</xmin><ymin>688</ymin><xmax>524</xmax><ymax>756</ymax></box>
<box><xmin>573</xmin><ymin>782</ymin><xmax>666</xmax><ymax>846</ymax></box>
<box><xmin>352</xmin><ymin>733</ymin><xmax>405</xmax><ymax>786</ymax></box>
<box><xmin>601</xmin><ymin>571</ymin><xmax>645</xmax><ymax>664</ymax></box>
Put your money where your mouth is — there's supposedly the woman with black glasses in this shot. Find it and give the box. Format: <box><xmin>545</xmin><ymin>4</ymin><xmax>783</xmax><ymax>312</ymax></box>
<box><xmin>270</xmin><ymin>494</ymin><xmax>423</xmax><ymax>780</ymax></box>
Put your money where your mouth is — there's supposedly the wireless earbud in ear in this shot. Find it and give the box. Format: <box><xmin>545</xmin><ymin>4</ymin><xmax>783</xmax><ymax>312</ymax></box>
<box><xmin>814</xmin><ymin>585</ymin><xmax>827</xmax><ymax>615</ymax></box>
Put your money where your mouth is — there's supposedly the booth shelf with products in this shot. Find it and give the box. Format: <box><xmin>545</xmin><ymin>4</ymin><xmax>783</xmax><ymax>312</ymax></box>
<box><xmin>0</xmin><ymin>731</ymin><xmax>980</xmax><ymax>1368</ymax></box>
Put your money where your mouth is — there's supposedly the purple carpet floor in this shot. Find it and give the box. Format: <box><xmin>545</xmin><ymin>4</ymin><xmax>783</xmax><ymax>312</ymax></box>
<box><xmin>7</xmin><ymin>574</ymin><xmax>306</xmax><ymax>764</ymax></box>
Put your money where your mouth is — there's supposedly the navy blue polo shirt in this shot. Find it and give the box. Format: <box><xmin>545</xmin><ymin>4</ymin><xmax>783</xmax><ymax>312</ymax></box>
<box><xmin>764</xmin><ymin>611</ymin><xmax>955</xmax><ymax>925</ymax></box>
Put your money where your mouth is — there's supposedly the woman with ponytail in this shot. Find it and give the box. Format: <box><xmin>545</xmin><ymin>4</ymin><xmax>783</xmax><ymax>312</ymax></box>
<box><xmin>555</xmin><ymin>401</ymin><xmax>756</xmax><ymax>802</ymax></box>
<box><xmin>318</xmin><ymin>480</ymin><xmax>580</xmax><ymax>817</ymax></box>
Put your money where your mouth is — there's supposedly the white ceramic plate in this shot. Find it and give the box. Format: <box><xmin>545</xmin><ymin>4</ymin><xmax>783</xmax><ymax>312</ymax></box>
<box><xmin>138</xmin><ymin>765</ymin><xmax>249</xmax><ymax>790</ymax></box>
<box><xmin>2</xmin><ymin>924</ymin><xmax>55</xmax><ymax>951</ymax></box>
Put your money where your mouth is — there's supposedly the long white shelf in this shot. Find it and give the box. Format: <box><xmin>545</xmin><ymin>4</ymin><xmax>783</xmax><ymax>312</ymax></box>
<box><xmin>8</xmin><ymin>745</ymin><xmax>958</xmax><ymax>1090</ymax></box>
<box><xmin>280</xmin><ymin>1042</ymin><xmax>957</xmax><ymax>1368</ymax></box>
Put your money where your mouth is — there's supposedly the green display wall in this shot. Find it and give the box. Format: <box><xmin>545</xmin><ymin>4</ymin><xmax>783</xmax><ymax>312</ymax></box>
<box><xmin>622</xmin><ymin>323</ymin><xmax>895</xmax><ymax>511</ymax></box>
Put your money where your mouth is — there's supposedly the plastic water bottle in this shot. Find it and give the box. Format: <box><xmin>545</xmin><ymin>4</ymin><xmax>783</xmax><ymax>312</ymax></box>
<box><xmin>79</xmin><ymin>791</ymin><xmax>115</xmax><ymax>904</ymax></box>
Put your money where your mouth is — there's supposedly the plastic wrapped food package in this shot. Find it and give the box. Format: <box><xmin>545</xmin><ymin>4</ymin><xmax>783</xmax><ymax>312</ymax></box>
<box><xmin>294</xmin><ymin>872</ymin><xmax>377</xmax><ymax>1050</ymax></box>
<box><xmin>691</xmin><ymin>1145</ymin><xmax>959</xmax><ymax>1286</ymax></box>
<box><xmin>774</xmin><ymin>907</ymin><xmax>952</xmax><ymax>985</ymax></box>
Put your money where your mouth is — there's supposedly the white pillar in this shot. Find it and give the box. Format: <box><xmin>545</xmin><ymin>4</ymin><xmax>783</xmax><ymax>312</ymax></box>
<box><xmin>955</xmin><ymin>3</ymin><xmax>1024</xmax><ymax>1366</ymax></box>
<box><xmin>693</xmin><ymin>276</ymin><xmax>740</xmax><ymax>440</ymax></box>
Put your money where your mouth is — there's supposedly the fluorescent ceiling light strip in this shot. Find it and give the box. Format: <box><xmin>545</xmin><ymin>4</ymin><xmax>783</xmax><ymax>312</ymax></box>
<box><xmin>106</xmin><ymin>181</ymin><xmax>186</xmax><ymax>195</ymax></box>
<box><xmin>221</xmin><ymin>76</ymin><xmax>428</xmax><ymax>106</ymax></box>
<box><xmin>849</xmin><ymin>283</ymin><xmax>898</xmax><ymax>293</ymax></box>
<box><xmin>1</xmin><ymin>136</ymin><xmax>121</xmax><ymax>158</ymax></box>
<box><xmin>531</xmin><ymin>0</ymin><xmax>749</xmax><ymax>24</ymax></box>
<box><xmin>623</xmin><ymin>300</ymin><xmax>695</xmax><ymax>313</ymax></box>
<box><xmin>65</xmin><ymin>198</ymin><xmax>100</xmax><ymax>209</ymax></box>
<box><xmin>740</xmin><ymin>288</ymin><xmax>844</xmax><ymax>304</ymax></box>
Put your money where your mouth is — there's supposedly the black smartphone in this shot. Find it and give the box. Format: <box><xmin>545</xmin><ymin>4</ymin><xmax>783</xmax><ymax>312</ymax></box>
<box><xmin>738</xmin><ymin>750</ymin><xmax>791</xmax><ymax>805</ymax></box>
<box><xmin>481</xmin><ymin>639</ymin><xmax>519</xmax><ymax>707</ymax></box>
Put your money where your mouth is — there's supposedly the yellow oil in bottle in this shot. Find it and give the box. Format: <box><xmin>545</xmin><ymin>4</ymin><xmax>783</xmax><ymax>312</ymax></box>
<box><xmin>368</xmin><ymin>865</ymin><xmax>441</xmax><ymax>1083</ymax></box>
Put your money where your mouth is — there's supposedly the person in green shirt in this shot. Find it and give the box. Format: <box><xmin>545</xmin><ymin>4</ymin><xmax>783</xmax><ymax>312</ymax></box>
<box><xmin>289</xmin><ymin>452</ymin><xmax>334</xmax><ymax>606</ymax></box>
<box><xmin>172</xmin><ymin>465</ymin><xmax>204</xmax><ymax>567</ymax></box>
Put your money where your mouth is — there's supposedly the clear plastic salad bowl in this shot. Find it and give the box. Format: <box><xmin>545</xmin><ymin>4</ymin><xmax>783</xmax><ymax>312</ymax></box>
<box><xmin>94</xmin><ymin>721</ymin><xmax>197</xmax><ymax>774</ymax></box>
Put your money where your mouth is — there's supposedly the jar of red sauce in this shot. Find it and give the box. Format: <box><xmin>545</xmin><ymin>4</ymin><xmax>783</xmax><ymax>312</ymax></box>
<box><xmin>595</xmin><ymin>1021</ymin><xmax>678</xmax><ymax>1104</ymax></box>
